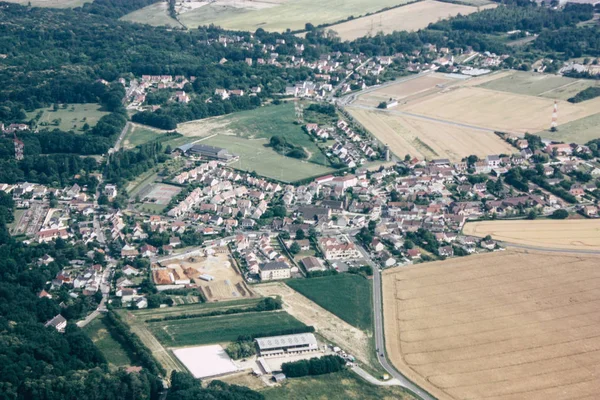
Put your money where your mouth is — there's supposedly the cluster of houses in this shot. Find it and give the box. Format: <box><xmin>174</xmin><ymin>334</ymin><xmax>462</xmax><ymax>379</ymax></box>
<box><xmin>125</xmin><ymin>74</ymin><xmax>193</xmax><ymax>107</ymax></box>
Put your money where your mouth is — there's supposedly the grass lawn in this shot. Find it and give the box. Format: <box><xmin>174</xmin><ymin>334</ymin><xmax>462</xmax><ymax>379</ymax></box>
<box><xmin>123</xmin><ymin>123</ymin><xmax>169</xmax><ymax>149</ymax></box>
<box><xmin>83</xmin><ymin>316</ymin><xmax>133</xmax><ymax>367</ymax></box>
<box><xmin>135</xmin><ymin>203</ymin><xmax>167</xmax><ymax>214</ymax></box>
<box><xmin>179</xmin><ymin>103</ymin><xmax>332</xmax><ymax>166</ymax></box>
<box><xmin>126</xmin><ymin>298</ymin><xmax>262</xmax><ymax>322</ymax></box>
<box><xmin>201</xmin><ymin>135</ymin><xmax>335</xmax><ymax>183</ymax></box>
<box><xmin>7</xmin><ymin>209</ymin><xmax>24</xmax><ymax>232</ymax></box>
<box><xmin>147</xmin><ymin>310</ymin><xmax>307</xmax><ymax>347</ymax></box>
<box><xmin>478</xmin><ymin>71</ymin><xmax>600</xmax><ymax>100</ymax></box>
<box><xmin>261</xmin><ymin>370</ymin><xmax>416</xmax><ymax>400</ymax></box>
<box><xmin>27</xmin><ymin>103</ymin><xmax>108</xmax><ymax>133</ymax></box>
<box><xmin>537</xmin><ymin>112</ymin><xmax>600</xmax><ymax>144</ymax></box>
<box><xmin>287</xmin><ymin>274</ymin><xmax>373</xmax><ymax>332</ymax></box>
<box><xmin>120</xmin><ymin>1</ymin><xmax>182</xmax><ymax>27</ymax></box>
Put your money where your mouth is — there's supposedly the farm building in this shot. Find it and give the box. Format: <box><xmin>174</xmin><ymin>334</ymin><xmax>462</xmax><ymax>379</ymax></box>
<box><xmin>175</xmin><ymin>143</ymin><xmax>235</xmax><ymax>161</ymax></box>
<box><xmin>255</xmin><ymin>333</ymin><xmax>319</xmax><ymax>357</ymax></box>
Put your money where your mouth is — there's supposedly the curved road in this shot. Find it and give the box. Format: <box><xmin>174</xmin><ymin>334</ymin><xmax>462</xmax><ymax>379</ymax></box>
<box><xmin>352</xmin><ymin>238</ymin><xmax>437</xmax><ymax>400</ymax></box>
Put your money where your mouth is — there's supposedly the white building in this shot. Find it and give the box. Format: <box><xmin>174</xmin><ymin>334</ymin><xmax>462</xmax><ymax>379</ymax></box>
<box><xmin>255</xmin><ymin>333</ymin><xmax>319</xmax><ymax>357</ymax></box>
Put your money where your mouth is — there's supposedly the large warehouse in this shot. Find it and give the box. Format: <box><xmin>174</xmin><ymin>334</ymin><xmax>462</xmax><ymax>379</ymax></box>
<box><xmin>175</xmin><ymin>143</ymin><xmax>235</xmax><ymax>161</ymax></box>
<box><xmin>255</xmin><ymin>333</ymin><xmax>319</xmax><ymax>357</ymax></box>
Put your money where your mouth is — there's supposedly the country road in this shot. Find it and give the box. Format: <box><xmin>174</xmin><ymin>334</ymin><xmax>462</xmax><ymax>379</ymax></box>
<box><xmin>351</xmin><ymin>238</ymin><xmax>437</xmax><ymax>400</ymax></box>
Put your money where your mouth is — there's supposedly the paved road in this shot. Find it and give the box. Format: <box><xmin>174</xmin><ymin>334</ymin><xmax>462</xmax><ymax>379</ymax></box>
<box><xmin>351</xmin><ymin>238</ymin><xmax>437</xmax><ymax>400</ymax></box>
<box><xmin>351</xmin><ymin>366</ymin><xmax>401</xmax><ymax>386</ymax></box>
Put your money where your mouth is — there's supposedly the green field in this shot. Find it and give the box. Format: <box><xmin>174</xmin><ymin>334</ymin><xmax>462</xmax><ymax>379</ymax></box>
<box><xmin>147</xmin><ymin>311</ymin><xmax>307</xmax><ymax>347</ymax></box>
<box><xmin>126</xmin><ymin>298</ymin><xmax>262</xmax><ymax>322</ymax></box>
<box><xmin>261</xmin><ymin>370</ymin><xmax>416</xmax><ymax>400</ymax></box>
<box><xmin>170</xmin><ymin>0</ymin><xmax>412</xmax><ymax>32</ymax></box>
<box><xmin>201</xmin><ymin>135</ymin><xmax>335</xmax><ymax>183</ymax></box>
<box><xmin>287</xmin><ymin>274</ymin><xmax>373</xmax><ymax>332</ymax></box>
<box><xmin>27</xmin><ymin>103</ymin><xmax>109</xmax><ymax>133</ymax></box>
<box><xmin>478</xmin><ymin>72</ymin><xmax>599</xmax><ymax>100</ymax></box>
<box><xmin>180</xmin><ymin>103</ymin><xmax>331</xmax><ymax>166</ymax></box>
<box><xmin>4</xmin><ymin>0</ymin><xmax>91</xmax><ymax>8</ymax></box>
<box><xmin>83</xmin><ymin>316</ymin><xmax>133</xmax><ymax>367</ymax></box>
<box><xmin>537</xmin><ymin>112</ymin><xmax>600</xmax><ymax>144</ymax></box>
<box><xmin>123</xmin><ymin>123</ymin><xmax>169</xmax><ymax>149</ymax></box>
<box><xmin>120</xmin><ymin>1</ymin><xmax>182</xmax><ymax>27</ymax></box>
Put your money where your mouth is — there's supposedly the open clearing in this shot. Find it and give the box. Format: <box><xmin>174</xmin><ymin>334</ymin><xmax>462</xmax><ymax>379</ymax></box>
<box><xmin>537</xmin><ymin>112</ymin><xmax>600</xmax><ymax>143</ymax></box>
<box><xmin>201</xmin><ymin>134</ymin><xmax>335</xmax><ymax>182</ymax></box>
<box><xmin>3</xmin><ymin>0</ymin><xmax>91</xmax><ymax>7</ymax></box>
<box><xmin>83</xmin><ymin>315</ymin><xmax>133</xmax><ymax>367</ymax></box>
<box><xmin>172</xmin><ymin>0</ymin><xmax>413</xmax><ymax>32</ymax></box>
<box><xmin>383</xmin><ymin>249</ymin><xmax>600</xmax><ymax>400</ymax></box>
<box><xmin>122</xmin><ymin>123</ymin><xmax>170</xmax><ymax>149</ymax></box>
<box><xmin>348</xmin><ymin>72</ymin><xmax>600</xmax><ymax>150</ymax></box>
<box><xmin>254</xmin><ymin>282</ymin><xmax>371</xmax><ymax>365</ymax></box>
<box><xmin>329</xmin><ymin>1</ymin><xmax>495</xmax><ymax>41</ymax></box>
<box><xmin>261</xmin><ymin>370</ymin><xmax>416</xmax><ymax>400</ymax></box>
<box><xmin>477</xmin><ymin>71</ymin><xmax>600</xmax><ymax>100</ymax></box>
<box><xmin>286</xmin><ymin>274</ymin><xmax>373</xmax><ymax>331</ymax></box>
<box><xmin>158</xmin><ymin>252</ymin><xmax>254</xmax><ymax>301</ymax></box>
<box><xmin>120</xmin><ymin>1</ymin><xmax>182</xmax><ymax>27</ymax></box>
<box><xmin>348</xmin><ymin>108</ymin><xmax>514</xmax><ymax>161</ymax></box>
<box><xmin>147</xmin><ymin>310</ymin><xmax>307</xmax><ymax>347</ymax></box>
<box><xmin>27</xmin><ymin>103</ymin><xmax>108</xmax><ymax>133</ymax></box>
<box><xmin>463</xmin><ymin>220</ymin><xmax>600</xmax><ymax>251</ymax></box>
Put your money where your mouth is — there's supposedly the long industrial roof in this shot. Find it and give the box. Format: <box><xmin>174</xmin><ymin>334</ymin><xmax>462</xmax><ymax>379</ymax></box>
<box><xmin>255</xmin><ymin>333</ymin><xmax>317</xmax><ymax>350</ymax></box>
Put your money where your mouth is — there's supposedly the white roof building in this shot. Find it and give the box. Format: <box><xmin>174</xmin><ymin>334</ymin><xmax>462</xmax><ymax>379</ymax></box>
<box><xmin>255</xmin><ymin>333</ymin><xmax>318</xmax><ymax>357</ymax></box>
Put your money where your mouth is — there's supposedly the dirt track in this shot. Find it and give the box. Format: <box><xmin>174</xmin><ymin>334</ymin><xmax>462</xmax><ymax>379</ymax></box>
<box><xmin>383</xmin><ymin>250</ymin><xmax>600</xmax><ymax>400</ymax></box>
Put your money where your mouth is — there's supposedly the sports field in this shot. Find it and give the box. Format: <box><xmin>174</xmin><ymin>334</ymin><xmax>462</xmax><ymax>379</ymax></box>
<box><xmin>348</xmin><ymin>108</ymin><xmax>514</xmax><ymax>161</ymax></box>
<box><xmin>4</xmin><ymin>0</ymin><xmax>91</xmax><ymax>7</ymax></box>
<box><xmin>173</xmin><ymin>0</ymin><xmax>412</xmax><ymax>32</ymax></box>
<box><xmin>329</xmin><ymin>1</ymin><xmax>494</xmax><ymax>41</ymax></box>
<box><xmin>286</xmin><ymin>274</ymin><xmax>373</xmax><ymax>331</ymax></box>
<box><xmin>83</xmin><ymin>315</ymin><xmax>133</xmax><ymax>367</ymax></box>
<box><xmin>147</xmin><ymin>311</ymin><xmax>307</xmax><ymax>347</ymax></box>
<box><xmin>27</xmin><ymin>103</ymin><xmax>108</xmax><ymax>133</ymax></box>
<box><xmin>383</xmin><ymin>250</ymin><xmax>600</xmax><ymax>400</ymax></box>
<box><xmin>463</xmin><ymin>220</ymin><xmax>600</xmax><ymax>251</ymax></box>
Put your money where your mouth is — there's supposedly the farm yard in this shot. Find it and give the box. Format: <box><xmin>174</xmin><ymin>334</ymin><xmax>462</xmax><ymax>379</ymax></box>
<box><xmin>347</xmin><ymin>71</ymin><xmax>600</xmax><ymax>157</ymax></box>
<box><xmin>328</xmin><ymin>1</ymin><xmax>495</xmax><ymax>41</ymax></box>
<box><xmin>147</xmin><ymin>311</ymin><xmax>307</xmax><ymax>347</ymax></box>
<box><xmin>133</xmin><ymin>0</ymin><xmax>415</xmax><ymax>32</ymax></box>
<box><xmin>348</xmin><ymin>108</ymin><xmax>514</xmax><ymax>162</ymax></box>
<box><xmin>253</xmin><ymin>283</ymin><xmax>372</xmax><ymax>365</ymax></box>
<box><xmin>26</xmin><ymin>103</ymin><xmax>108</xmax><ymax>133</ymax></box>
<box><xmin>286</xmin><ymin>274</ymin><xmax>373</xmax><ymax>331</ymax></box>
<box><xmin>463</xmin><ymin>220</ymin><xmax>600</xmax><ymax>251</ymax></box>
<box><xmin>383</xmin><ymin>250</ymin><xmax>600</xmax><ymax>400</ymax></box>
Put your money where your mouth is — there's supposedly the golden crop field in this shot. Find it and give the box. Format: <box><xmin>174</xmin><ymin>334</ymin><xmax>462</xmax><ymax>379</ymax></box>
<box><xmin>399</xmin><ymin>85</ymin><xmax>600</xmax><ymax>134</ymax></box>
<box><xmin>348</xmin><ymin>108</ymin><xmax>514</xmax><ymax>161</ymax></box>
<box><xmin>463</xmin><ymin>220</ymin><xmax>600</xmax><ymax>251</ymax></box>
<box><xmin>354</xmin><ymin>73</ymin><xmax>455</xmax><ymax>108</ymax></box>
<box><xmin>383</xmin><ymin>250</ymin><xmax>600</xmax><ymax>400</ymax></box>
<box><xmin>330</xmin><ymin>1</ymin><xmax>495</xmax><ymax>41</ymax></box>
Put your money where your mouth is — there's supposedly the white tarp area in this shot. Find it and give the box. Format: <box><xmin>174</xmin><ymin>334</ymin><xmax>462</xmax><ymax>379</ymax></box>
<box><xmin>173</xmin><ymin>344</ymin><xmax>239</xmax><ymax>378</ymax></box>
